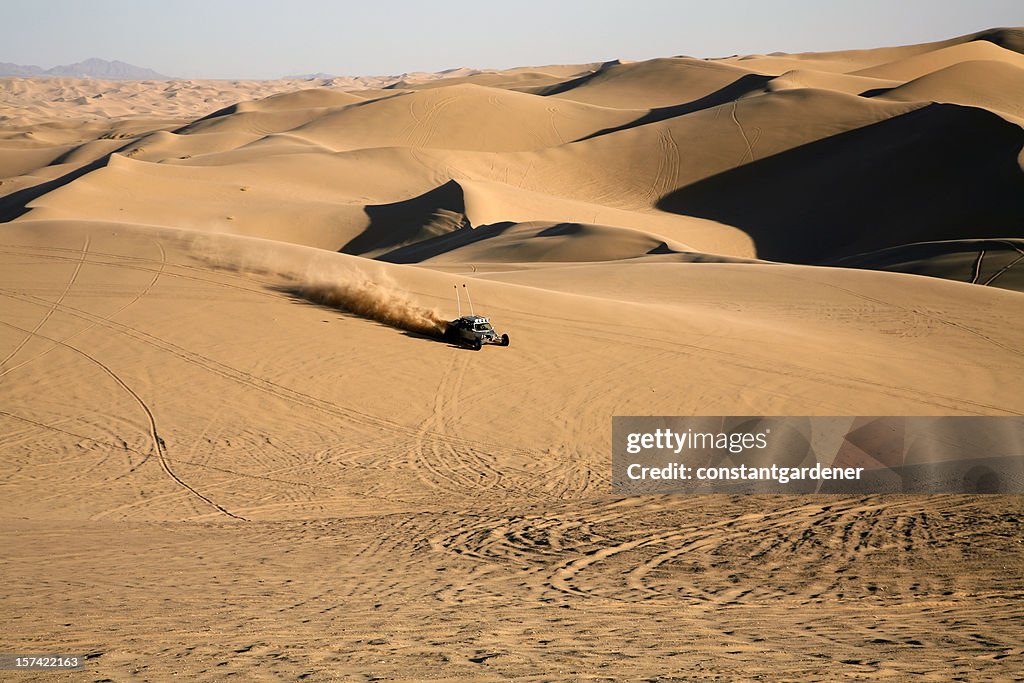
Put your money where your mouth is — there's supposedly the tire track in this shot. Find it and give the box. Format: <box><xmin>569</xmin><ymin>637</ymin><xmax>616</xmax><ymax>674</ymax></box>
<box><xmin>0</xmin><ymin>318</ymin><xmax>245</xmax><ymax>521</ymax></box>
<box><xmin>0</xmin><ymin>246</ymin><xmax>277</xmax><ymax>302</ymax></box>
<box><xmin>408</xmin><ymin>95</ymin><xmax>458</xmax><ymax>148</ymax></box>
<box><xmin>653</xmin><ymin>127</ymin><xmax>680</xmax><ymax>203</ymax></box>
<box><xmin>546</xmin><ymin>105</ymin><xmax>565</xmax><ymax>145</ymax></box>
<box><xmin>0</xmin><ymin>409</ymin><xmax>140</xmax><ymax>487</ymax></box>
<box><xmin>0</xmin><ymin>407</ymin><xmax>314</xmax><ymax>516</ymax></box>
<box><xmin>0</xmin><ymin>239</ymin><xmax>165</xmax><ymax>380</ymax></box>
<box><xmin>0</xmin><ymin>241</ymin><xmax>274</xmax><ymax>288</ymax></box>
<box><xmin>411</xmin><ymin>350</ymin><xmax>507</xmax><ymax>497</ymax></box>
<box><xmin>970</xmin><ymin>249</ymin><xmax>985</xmax><ymax>285</ymax></box>
<box><xmin>616</xmin><ymin>498</ymin><xmax>954</xmax><ymax>604</ymax></box>
<box><xmin>0</xmin><ymin>288</ymin><xmax>555</xmax><ymax>461</ymax></box>
<box><xmin>502</xmin><ymin>295</ymin><xmax>1022</xmax><ymax>415</ymax></box>
<box><xmin>0</xmin><ymin>235</ymin><xmax>89</xmax><ymax>370</ymax></box>
<box><xmin>431</xmin><ymin>497</ymin><xmax>959</xmax><ymax>606</ymax></box>
<box><xmin>771</xmin><ymin>270</ymin><xmax>1024</xmax><ymax>358</ymax></box>
<box><xmin>983</xmin><ymin>252</ymin><xmax>1024</xmax><ymax>287</ymax></box>
<box><xmin>731</xmin><ymin>99</ymin><xmax>754</xmax><ymax>164</ymax></box>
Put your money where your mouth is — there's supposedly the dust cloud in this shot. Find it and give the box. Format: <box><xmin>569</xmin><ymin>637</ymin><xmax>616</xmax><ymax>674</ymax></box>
<box><xmin>185</xmin><ymin>232</ymin><xmax>448</xmax><ymax>337</ymax></box>
<box><xmin>297</xmin><ymin>271</ymin><xmax>447</xmax><ymax>337</ymax></box>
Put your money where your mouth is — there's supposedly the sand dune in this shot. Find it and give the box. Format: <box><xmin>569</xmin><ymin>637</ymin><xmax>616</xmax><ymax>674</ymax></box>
<box><xmin>658</xmin><ymin>103</ymin><xmax>1024</xmax><ymax>263</ymax></box>
<box><xmin>446</xmin><ymin>178</ymin><xmax>754</xmax><ymax>257</ymax></box>
<box><xmin>387</xmin><ymin>62</ymin><xmax>604</xmax><ymax>92</ymax></box>
<box><xmin>2</xmin><ymin>27</ymin><xmax>1023</xmax><ymax>681</ymax></box>
<box><xmin>541</xmin><ymin>57</ymin><xmax>764</xmax><ymax>107</ymax></box>
<box><xmin>871</xmin><ymin>59</ymin><xmax>1024</xmax><ymax>120</ymax></box>
<box><xmin>0</xmin><ymin>75</ymin><xmax>422</xmax><ymax>125</ymax></box>
<box><xmin>720</xmin><ymin>27</ymin><xmax>1024</xmax><ymax>75</ymax></box>
<box><xmin>835</xmin><ymin>239</ymin><xmax>1024</xmax><ymax>291</ymax></box>
<box><xmin>228</xmin><ymin>87</ymin><xmax>368</xmax><ymax>112</ymax></box>
<box><xmin>286</xmin><ymin>84</ymin><xmax>642</xmax><ymax>152</ymax></box>
<box><xmin>765</xmin><ymin>69</ymin><xmax>899</xmax><ymax>95</ymax></box>
<box><xmin>853</xmin><ymin>39</ymin><xmax>1024</xmax><ymax>80</ymax></box>
<box><xmin>376</xmin><ymin>219</ymin><xmax>695</xmax><ymax>264</ymax></box>
<box><xmin>447</xmin><ymin>89</ymin><xmax>922</xmax><ymax>215</ymax></box>
<box><xmin>19</xmin><ymin>147</ymin><xmax>457</xmax><ymax>250</ymax></box>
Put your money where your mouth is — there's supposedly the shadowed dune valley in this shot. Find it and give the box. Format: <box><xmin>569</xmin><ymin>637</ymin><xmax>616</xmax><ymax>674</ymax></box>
<box><xmin>2</xmin><ymin>16</ymin><xmax>1024</xmax><ymax>682</ymax></box>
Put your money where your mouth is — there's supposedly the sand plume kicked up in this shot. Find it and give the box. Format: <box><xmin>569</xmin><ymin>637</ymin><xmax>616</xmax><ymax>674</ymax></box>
<box><xmin>296</xmin><ymin>270</ymin><xmax>447</xmax><ymax>337</ymax></box>
<box><xmin>185</xmin><ymin>231</ymin><xmax>448</xmax><ymax>337</ymax></box>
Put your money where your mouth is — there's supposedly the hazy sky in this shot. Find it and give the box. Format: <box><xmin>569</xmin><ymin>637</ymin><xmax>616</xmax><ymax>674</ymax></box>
<box><xmin>3</xmin><ymin>0</ymin><xmax>1022</xmax><ymax>79</ymax></box>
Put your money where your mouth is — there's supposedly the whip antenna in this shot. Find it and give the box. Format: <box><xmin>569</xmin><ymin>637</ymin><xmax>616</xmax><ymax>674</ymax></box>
<box><xmin>454</xmin><ymin>285</ymin><xmax>462</xmax><ymax>317</ymax></box>
<box><xmin>463</xmin><ymin>283</ymin><xmax>475</xmax><ymax>315</ymax></box>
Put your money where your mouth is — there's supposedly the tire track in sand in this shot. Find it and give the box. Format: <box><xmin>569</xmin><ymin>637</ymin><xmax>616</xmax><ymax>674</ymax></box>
<box><xmin>411</xmin><ymin>350</ymin><xmax>507</xmax><ymax>497</ymax></box>
<box><xmin>0</xmin><ymin>319</ymin><xmax>246</xmax><ymax>521</ymax></box>
<box><xmin>731</xmin><ymin>99</ymin><xmax>755</xmax><ymax>164</ymax></box>
<box><xmin>0</xmin><ymin>235</ymin><xmax>89</xmax><ymax>370</ymax></box>
<box><xmin>0</xmin><ymin>239</ymin><xmax>166</xmax><ymax>381</ymax></box>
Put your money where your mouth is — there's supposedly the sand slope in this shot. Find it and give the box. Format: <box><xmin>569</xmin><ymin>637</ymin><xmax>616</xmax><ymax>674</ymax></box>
<box><xmin>1</xmin><ymin>218</ymin><xmax>1021</xmax><ymax>681</ymax></box>
<box><xmin>719</xmin><ymin>27</ymin><xmax>1024</xmax><ymax>75</ymax></box>
<box><xmin>1</xmin><ymin>27</ymin><xmax>1023</xmax><ymax>682</ymax></box>
<box><xmin>871</xmin><ymin>59</ymin><xmax>1024</xmax><ymax>120</ymax></box>
<box><xmin>376</xmin><ymin>219</ymin><xmax>695</xmax><ymax>264</ymax></box>
<box><xmin>286</xmin><ymin>84</ymin><xmax>642</xmax><ymax>152</ymax></box>
<box><xmin>853</xmin><ymin>40</ymin><xmax>1024</xmax><ymax>80</ymax></box>
<box><xmin>658</xmin><ymin>103</ymin><xmax>1024</xmax><ymax>263</ymax></box>
<box><xmin>6</xmin><ymin>33</ymin><xmax>1022</xmax><ymax>274</ymax></box>
<box><xmin>540</xmin><ymin>57</ymin><xmax>764</xmax><ymax>107</ymax></box>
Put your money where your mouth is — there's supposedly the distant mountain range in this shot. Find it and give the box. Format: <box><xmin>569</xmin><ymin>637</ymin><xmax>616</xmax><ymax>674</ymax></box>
<box><xmin>0</xmin><ymin>60</ymin><xmax>473</xmax><ymax>82</ymax></box>
<box><xmin>0</xmin><ymin>58</ymin><xmax>171</xmax><ymax>80</ymax></box>
<box><xmin>285</xmin><ymin>72</ymin><xmax>339</xmax><ymax>80</ymax></box>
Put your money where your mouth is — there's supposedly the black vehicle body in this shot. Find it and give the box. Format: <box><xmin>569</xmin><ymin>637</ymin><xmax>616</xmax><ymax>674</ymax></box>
<box><xmin>443</xmin><ymin>315</ymin><xmax>510</xmax><ymax>350</ymax></box>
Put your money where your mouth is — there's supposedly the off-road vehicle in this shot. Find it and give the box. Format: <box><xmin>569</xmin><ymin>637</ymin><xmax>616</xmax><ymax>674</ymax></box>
<box><xmin>443</xmin><ymin>285</ymin><xmax>510</xmax><ymax>350</ymax></box>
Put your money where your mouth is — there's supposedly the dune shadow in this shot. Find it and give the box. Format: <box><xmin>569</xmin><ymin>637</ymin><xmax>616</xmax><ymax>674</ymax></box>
<box><xmin>858</xmin><ymin>86</ymin><xmax>894</xmax><ymax>98</ymax></box>
<box><xmin>341</xmin><ymin>179</ymin><xmax>469</xmax><ymax>256</ymax></box>
<box><xmin>397</xmin><ymin>329</ymin><xmax>477</xmax><ymax>350</ymax></box>
<box><xmin>173</xmin><ymin>103</ymin><xmax>240</xmax><ymax>132</ymax></box>
<box><xmin>536</xmin><ymin>222</ymin><xmax>583</xmax><ymax>236</ymax></box>
<box><xmin>973</xmin><ymin>26</ymin><xmax>1024</xmax><ymax>53</ymax></box>
<box><xmin>376</xmin><ymin>221</ymin><xmax>520</xmax><ymax>263</ymax></box>
<box><xmin>832</xmin><ymin>238</ymin><xmax>1024</xmax><ymax>292</ymax></box>
<box><xmin>0</xmin><ymin>155</ymin><xmax>110</xmax><ymax>222</ymax></box>
<box><xmin>531</xmin><ymin>60</ymin><xmax>621</xmax><ymax>97</ymax></box>
<box><xmin>656</xmin><ymin>103</ymin><xmax>1024</xmax><ymax>264</ymax></box>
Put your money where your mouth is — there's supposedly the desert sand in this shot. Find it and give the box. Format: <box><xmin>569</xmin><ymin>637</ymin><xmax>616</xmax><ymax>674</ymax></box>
<box><xmin>1</xmin><ymin>27</ymin><xmax>1023</xmax><ymax>681</ymax></box>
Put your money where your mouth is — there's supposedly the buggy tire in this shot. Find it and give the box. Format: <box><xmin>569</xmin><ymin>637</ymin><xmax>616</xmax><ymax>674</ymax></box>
<box><xmin>500</xmin><ymin>334</ymin><xmax>510</xmax><ymax>347</ymax></box>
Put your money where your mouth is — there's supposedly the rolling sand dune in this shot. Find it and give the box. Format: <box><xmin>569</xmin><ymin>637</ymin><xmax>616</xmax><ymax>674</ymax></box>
<box><xmin>720</xmin><ymin>27</ymin><xmax>1024</xmax><ymax>75</ymax></box>
<box><xmin>871</xmin><ymin>59</ymin><xmax>1024</xmax><ymax>120</ymax></box>
<box><xmin>2</xmin><ymin>27</ymin><xmax>1023</xmax><ymax>681</ymax></box>
<box><xmin>387</xmin><ymin>62</ymin><xmax>607</xmax><ymax>92</ymax></box>
<box><xmin>0</xmin><ymin>72</ymin><xmax>481</xmax><ymax>125</ymax></box>
<box><xmin>765</xmin><ymin>69</ymin><xmax>900</xmax><ymax>95</ymax></box>
<box><xmin>459</xmin><ymin>89</ymin><xmax>923</xmax><ymax>210</ymax></box>
<box><xmin>659</xmin><ymin>103</ymin><xmax>1024</xmax><ymax>263</ymax></box>
<box><xmin>376</xmin><ymin>219</ymin><xmax>696</xmax><ymax>264</ymax></box>
<box><xmin>835</xmin><ymin>239</ymin><xmax>1024</xmax><ymax>290</ymax></box>
<box><xmin>539</xmin><ymin>57</ymin><xmax>764</xmax><ymax>107</ymax></box>
<box><xmin>853</xmin><ymin>39</ymin><xmax>1024</xmax><ymax>80</ymax></box>
<box><xmin>285</xmin><ymin>84</ymin><xmax>643</xmax><ymax>152</ymax></box>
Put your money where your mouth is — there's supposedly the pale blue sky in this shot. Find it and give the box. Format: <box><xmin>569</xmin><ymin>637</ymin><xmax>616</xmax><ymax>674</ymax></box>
<box><xmin>3</xmin><ymin>0</ymin><xmax>1022</xmax><ymax>79</ymax></box>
